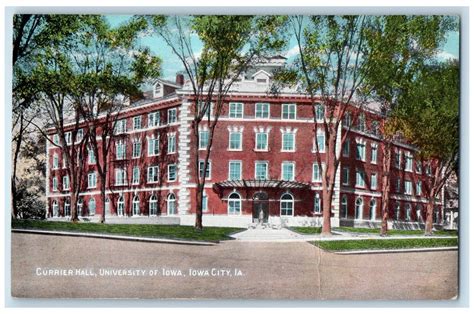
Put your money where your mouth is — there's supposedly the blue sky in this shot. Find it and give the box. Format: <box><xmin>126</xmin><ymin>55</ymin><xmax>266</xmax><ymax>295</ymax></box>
<box><xmin>108</xmin><ymin>15</ymin><xmax>460</xmax><ymax>81</ymax></box>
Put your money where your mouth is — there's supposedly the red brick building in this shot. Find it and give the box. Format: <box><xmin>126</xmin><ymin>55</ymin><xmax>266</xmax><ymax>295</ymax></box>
<box><xmin>46</xmin><ymin>57</ymin><xmax>444</xmax><ymax>228</ymax></box>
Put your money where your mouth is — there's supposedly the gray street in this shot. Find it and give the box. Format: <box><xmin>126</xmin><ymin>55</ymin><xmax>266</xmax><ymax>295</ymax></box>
<box><xmin>11</xmin><ymin>233</ymin><xmax>458</xmax><ymax>300</ymax></box>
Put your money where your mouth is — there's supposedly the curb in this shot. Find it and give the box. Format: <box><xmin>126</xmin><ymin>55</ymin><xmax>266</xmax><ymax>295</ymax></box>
<box><xmin>12</xmin><ymin>229</ymin><xmax>217</xmax><ymax>246</ymax></box>
<box><xmin>333</xmin><ymin>246</ymin><xmax>458</xmax><ymax>255</ymax></box>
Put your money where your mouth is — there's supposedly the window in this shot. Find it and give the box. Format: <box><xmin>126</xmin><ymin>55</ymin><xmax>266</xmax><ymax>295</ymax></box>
<box><xmin>132</xmin><ymin>196</ymin><xmax>140</xmax><ymax>216</ymax></box>
<box><xmin>116</xmin><ymin>140</ymin><xmax>126</xmax><ymax>160</ymax></box>
<box><xmin>154</xmin><ymin>83</ymin><xmax>161</xmax><ymax>95</ymax></box>
<box><xmin>255</xmin><ymin>103</ymin><xmax>270</xmax><ymax>118</ymax></box>
<box><xmin>405</xmin><ymin>204</ymin><xmax>411</xmax><ymax>222</ymax></box>
<box><xmin>147</xmin><ymin>166</ymin><xmax>159</xmax><ymax>183</ymax></box>
<box><xmin>133</xmin><ymin>116</ymin><xmax>142</xmax><ymax>130</ymax></box>
<box><xmin>115</xmin><ymin>168</ymin><xmax>127</xmax><ymax>186</ymax></box>
<box><xmin>315</xmin><ymin>103</ymin><xmax>324</xmax><ymax>121</ymax></box>
<box><xmin>149</xmin><ymin>195</ymin><xmax>158</xmax><ymax>216</ymax></box>
<box><xmin>255</xmin><ymin>132</ymin><xmax>268</xmax><ymax>151</ymax></box>
<box><xmin>342</xmin><ymin>167</ymin><xmax>350</xmax><ymax>186</ymax></box>
<box><xmin>167</xmin><ymin>193</ymin><xmax>177</xmax><ymax>215</ymax></box>
<box><xmin>78</xmin><ymin>198</ymin><xmax>84</xmax><ymax>216</ymax></box>
<box><xmin>76</xmin><ymin>129</ymin><xmax>83</xmax><ymax>143</ymax></box>
<box><xmin>395</xmin><ymin>178</ymin><xmax>401</xmax><ymax>193</ymax></box>
<box><xmin>342</xmin><ymin>139</ymin><xmax>350</xmax><ymax>157</ymax></box>
<box><xmin>202</xmin><ymin>192</ymin><xmax>208</xmax><ymax>212</ymax></box>
<box><xmin>416</xmin><ymin>160</ymin><xmax>422</xmax><ymax>173</ymax></box>
<box><xmin>394</xmin><ymin>151</ymin><xmax>401</xmax><ymax>169</ymax></box>
<box><xmin>62</xmin><ymin>158</ymin><xmax>67</xmax><ymax>169</ymax></box>
<box><xmin>394</xmin><ymin>202</ymin><xmax>401</xmax><ymax>220</ymax></box>
<box><xmin>63</xmin><ymin>176</ymin><xmax>70</xmax><ymax>190</ymax></box>
<box><xmin>52</xmin><ymin>200</ymin><xmax>59</xmax><ymax>217</ymax></box>
<box><xmin>199</xmin><ymin>130</ymin><xmax>209</xmax><ymax>150</ymax></box>
<box><xmin>405</xmin><ymin>153</ymin><xmax>413</xmax><ymax>172</ymax></box>
<box><xmin>53</xmin><ymin>134</ymin><xmax>59</xmax><ymax>145</ymax></box>
<box><xmin>105</xmin><ymin>198</ymin><xmax>110</xmax><ymax>215</ymax></box>
<box><xmin>167</xmin><ymin>108</ymin><xmax>177</xmax><ymax>124</ymax></box>
<box><xmin>228</xmin><ymin>192</ymin><xmax>241</xmax><ymax>215</ymax></box>
<box><xmin>343</xmin><ymin>112</ymin><xmax>351</xmax><ymax>127</ymax></box>
<box><xmin>52</xmin><ymin>153</ymin><xmax>59</xmax><ymax>169</ymax></box>
<box><xmin>132</xmin><ymin>166</ymin><xmax>140</xmax><ymax>185</ymax></box>
<box><xmin>314</xmin><ymin>194</ymin><xmax>321</xmax><ymax>213</ymax></box>
<box><xmin>416</xmin><ymin>181</ymin><xmax>422</xmax><ymax>196</ymax></box>
<box><xmin>228</xmin><ymin>161</ymin><xmax>242</xmax><ymax>180</ymax></box>
<box><xmin>282</xmin><ymin>104</ymin><xmax>296</xmax><ymax>120</ymax></box>
<box><xmin>65</xmin><ymin>132</ymin><xmax>72</xmax><ymax>145</ymax></box>
<box><xmin>282</xmin><ymin>132</ymin><xmax>295</xmax><ymax>151</ymax></box>
<box><xmin>147</xmin><ymin>136</ymin><xmax>160</xmax><ymax>156</ymax></box>
<box><xmin>229</xmin><ymin>102</ymin><xmax>244</xmax><ymax>118</ymax></box>
<box><xmin>64</xmin><ymin>198</ymin><xmax>71</xmax><ymax>216</ymax></box>
<box><xmin>355</xmin><ymin>197</ymin><xmax>363</xmax><ymax>220</ymax></box>
<box><xmin>88</xmin><ymin>172</ymin><xmax>97</xmax><ymax>188</ymax></box>
<box><xmin>88</xmin><ymin>149</ymin><xmax>96</xmax><ymax>164</ymax></box>
<box><xmin>167</xmin><ymin>134</ymin><xmax>176</xmax><ymax>154</ymax></box>
<box><xmin>168</xmin><ymin>164</ymin><xmax>177</xmax><ymax>182</ymax></box>
<box><xmin>52</xmin><ymin>177</ymin><xmax>58</xmax><ymax>191</ymax></box>
<box><xmin>198</xmin><ymin>101</ymin><xmax>212</xmax><ymax>118</ymax></box>
<box><xmin>199</xmin><ymin>160</ymin><xmax>211</xmax><ymax>179</ymax></box>
<box><xmin>117</xmin><ymin>196</ymin><xmax>125</xmax><ymax>216</ymax></box>
<box><xmin>229</xmin><ymin>131</ymin><xmax>242</xmax><ymax>150</ymax></box>
<box><xmin>357</xmin><ymin>113</ymin><xmax>366</xmax><ymax>131</ymax></box>
<box><xmin>255</xmin><ymin>161</ymin><xmax>268</xmax><ymax>180</ymax></box>
<box><xmin>132</xmin><ymin>140</ymin><xmax>141</xmax><ymax>158</ymax></box>
<box><xmin>341</xmin><ymin>195</ymin><xmax>348</xmax><ymax>218</ymax></box>
<box><xmin>89</xmin><ymin>198</ymin><xmax>96</xmax><ymax>216</ymax></box>
<box><xmin>355</xmin><ymin>169</ymin><xmax>365</xmax><ymax>188</ymax></box>
<box><xmin>315</xmin><ymin>131</ymin><xmax>325</xmax><ymax>152</ymax></box>
<box><xmin>282</xmin><ymin>162</ymin><xmax>295</xmax><ymax>181</ymax></box>
<box><xmin>404</xmin><ymin>180</ymin><xmax>413</xmax><ymax>195</ymax></box>
<box><xmin>356</xmin><ymin>141</ymin><xmax>366</xmax><ymax>161</ymax></box>
<box><xmin>426</xmin><ymin>164</ymin><xmax>432</xmax><ymax>176</ymax></box>
<box><xmin>148</xmin><ymin>111</ymin><xmax>160</xmax><ymax>127</ymax></box>
<box><xmin>280</xmin><ymin>193</ymin><xmax>294</xmax><ymax>216</ymax></box>
<box><xmin>370</xmin><ymin>173</ymin><xmax>377</xmax><ymax>190</ymax></box>
<box><xmin>371</xmin><ymin>145</ymin><xmax>378</xmax><ymax>164</ymax></box>
<box><xmin>114</xmin><ymin>119</ymin><xmax>127</xmax><ymax>134</ymax></box>
<box><xmin>313</xmin><ymin>163</ymin><xmax>323</xmax><ymax>182</ymax></box>
<box><xmin>371</xmin><ymin>121</ymin><xmax>380</xmax><ymax>136</ymax></box>
<box><xmin>370</xmin><ymin>199</ymin><xmax>376</xmax><ymax>221</ymax></box>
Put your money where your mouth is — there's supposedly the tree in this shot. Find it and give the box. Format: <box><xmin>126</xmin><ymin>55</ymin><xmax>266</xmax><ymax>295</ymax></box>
<box><xmin>363</xmin><ymin>16</ymin><xmax>456</xmax><ymax>235</ymax></box>
<box><xmin>149</xmin><ymin>15</ymin><xmax>287</xmax><ymax>230</ymax></box>
<box><xmin>70</xmin><ymin>17</ymin><xmax>161</xmax><ymax>223</ymax></box>
<box><xmin>391</xmin><ymin>61</ymin><xmax>459</xmax><ymax>235</ymax></box>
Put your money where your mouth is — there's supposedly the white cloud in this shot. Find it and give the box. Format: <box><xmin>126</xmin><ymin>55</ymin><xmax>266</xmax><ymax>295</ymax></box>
<box><xmin>285</xmin><ymin>45</ymin><xmax>300</xmax><ymax>58</ymax></box>
<box><xmin>437</xmin><ymin>51</ymin><xmax>458</xmax><ymax>61</ymax></box>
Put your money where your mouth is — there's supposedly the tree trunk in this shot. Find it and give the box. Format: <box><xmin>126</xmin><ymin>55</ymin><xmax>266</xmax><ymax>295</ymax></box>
<box><xmin>99</xmin><ymin>183</ymin><xmax>106</xmax><ymax>223</ymax></box>
<box><xmin>11</xmin><ymin>112</ymin><xmax>25</xmax><ymax>219</ymax></box>
<box><xmin>70</xmin><ymin>192</ymin><xmax>79</xmax><ymax>222</ymax></box>
<box><xmin>321</xmin><ymin>129</ymin><xmax>337</xmax><ymax>236</ymax></box>
<box><xmin>195</xmin><ymin>185</ymin><xmax>203</xmax><ymax>230</ymax></box>
<box><xmin>424</xmin><ymin>165</ymin><xmax>441</xmax><ymax>236</ymax></box>
<box><xmin>380</xmin><ymin>138</ymin><xmax>392</xmax><ymax>236</ymax></box>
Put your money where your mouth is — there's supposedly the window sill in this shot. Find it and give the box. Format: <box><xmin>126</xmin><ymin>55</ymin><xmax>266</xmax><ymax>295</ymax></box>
<box><xmin>228</xmin><ymin>149</ymin><xmax>243</xmax><ymax>152</ymax></box>
<box><xmin>312</xmin><ymin>149</ymin><xmax>326</xmax><ymax>153</ymax></box>
<box><xmin>281</xmin><ymin>150</ymin><xmax>296</xmax><ymax>153</ymax></box>
<box><xmin>254</xmin><ymin>149</ymin><xmax>269</xmax><ymax>152</ymax></box>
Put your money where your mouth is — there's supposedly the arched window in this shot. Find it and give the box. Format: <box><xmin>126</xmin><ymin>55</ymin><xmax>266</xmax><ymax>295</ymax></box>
<box><xmin>341</xmin><ymin>195</ymin><xmax>348</xmax><ymax>218</ymax></box>
<box><xmin>64</xmin><ymin>198</ymin><xmax>71</xmax><ymax>216</ymax></box>
<box><xmin>405</xmin><ymin>204</ymin><xmax>411</xmax><ymax>222</ymax></box>
<box><xmin>280</xmin><ymin>193</ymin><xmax>294</xmax><ymax>216</ymax></box>
<box><xmin>105</xmin><ymin>198</ymin><xmax>110</xmax><ymax>216</ymax></box>
<box><xmin>117</xmin><ymin>196</ymin><xmax>125</xmax><ymax>216</ymax></box>
<box><xmin>52</xmin><ymin>200</ymin><xmax>59</xmax><ymax>217</ymax></box>
<box><xmin>132</xmin><ymin>195</ymin><xmax>140</xmax><ymax>216</ymax></box>
<box><xmin>149</xmin><ymin>195</ymin><xmax>158</xmax><ymax>216</ymax></box>
<box><xmin>358</xmin><ymin>113</ymin><xmax>366</xmax><ymax>131</ymax></box>
<box><xmin>314</xmin><ymin>193</ymin><xmax>321</xmax><ymax>213</ymax></box>
<box><xmin>89</xmin><ymin>198</ymin><xmax>96</xmax><ymax>216</ymax></box>
<box><xmin>394</xmin><ymin>202</ymin><xmax>400</xmax><ymax>221</ymax></box>
<box><xmin>315</xmin><ymin>103</ymin><xmax>324</xmax><ymax>121</ymax></box>
<box><xmin>167</xmin><ymin>193</ymin><xmax>177</xmax><ymax>215</ymax></box>
<box><xmin>77</xmin><ymin>198</ymin><xmax>83</xmax><ymax>216</ymax></box>
<box><xmin>370</xmin><ymin>199</ymin><xmax>376</xmax><ymax>221</ymax></box>
<box><xmin>355</xmin><ymin>197</ymin><xmax>363</xmax><ymax>220</ymax></box>
<box><xmin>228</xmin><ymin>192</ymin><xmax>241</xmax><ymax>215</ymax></box>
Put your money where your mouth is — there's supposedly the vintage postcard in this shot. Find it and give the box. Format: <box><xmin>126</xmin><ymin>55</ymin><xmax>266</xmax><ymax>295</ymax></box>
<box><xmin>9</xmin><ymin>12</ymin><xmax>460</xmax><ymax>302</ymax></box>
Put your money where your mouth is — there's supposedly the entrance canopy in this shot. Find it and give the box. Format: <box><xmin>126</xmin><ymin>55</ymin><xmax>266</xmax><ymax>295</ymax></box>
<box><xmin>213</xmin><ymin>179</ymin><xmax>311</xmax><ymax>197</ymax></box>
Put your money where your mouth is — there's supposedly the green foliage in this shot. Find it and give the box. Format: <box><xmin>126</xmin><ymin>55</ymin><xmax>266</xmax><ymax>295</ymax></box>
<box><xmin>291</xmin><ymin>226</ymin><xmax>322</xmax><ymax>234</ymax></box>
<box><xmin>314</xmin><ymin>237</ymin><xmax>458</xmax><ymax>251</ymax></box>
<box><xmin>12</xmin><ymin>220</ymin><xmax>244</xmax><ymax>242</ymax></box>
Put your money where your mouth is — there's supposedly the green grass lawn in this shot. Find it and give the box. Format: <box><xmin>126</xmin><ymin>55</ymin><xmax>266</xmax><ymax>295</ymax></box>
<box><xmin>313</xmin><ymin>237</ymin><xmax>458</xmax><ymax>252</ymax></box>
<box><xmin>334</xmin><ymin>226</ymin><xmax>458</xmax><ymax>236</ymax></box>
<box><xmin>290</xmin><ymin>226</ymin><xmax>322</xmax><ymax>234</ymax></box>
<box><xmin>12</xmin><ymin>219</ymin><xmax>244</xmax><ymax>242</ymax></box>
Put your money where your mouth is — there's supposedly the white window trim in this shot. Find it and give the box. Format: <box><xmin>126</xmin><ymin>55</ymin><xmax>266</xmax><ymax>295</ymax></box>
<box><xmin>254</xmin><ymin>132</ymin><xmax>269</xmax><ymax>152</ymax></box>
<box><xmin>280</xmin><ymin>193</ymin><xmax>295</xmax><ymax>217</ymax></box>
<box><xmin>167</xmin><ymin>133</ymin><xmax>176</xmax><ymax>154</ymax></box>
<box><xmin>312</xmin><ymin>163</ymin><xmax>325</xmax><ymax>183</ymax></box>
<box><xmin>229</xmin><ymin>102</ymin><xmax>244</xmax><ymax>118</ymax></box>
<box><xmin>228</xmin><ymin>131</ymin><xmax>243</xmax><ymax>151</ymax></box>
<box><xmin>167</xmin><ymin>164</ymin><xmax>177</xmax><ymax>182</ymax></box>
<box><xmin>52</xmin><ymin>153</ymin><xmax>59</xmax><ymax>169</ymax></box>
<box><xmin>370</xmin><ymin>144</ymin><xmax>378</xmax><ymax>164</ymax></box>
<box><xmin>255</xmin><ymin>103</ymin><xmax>270</xmax><ymax>119</ymax></box>
<box><xmin>52</xmin><ymin>177</ymin><xmax>58</xmax><ymax>191</ymax></box>
<box><xmin>355</xmin><ymin>138</ymin><xmax>366</xmax><ymax>162</ymax></box>
<box><xmin>132</xmin><ymin>167</ymin><xmax>140</xmax><ymax>185</ymax></box>
<box><xmin>281</xmin><ymin>103</ymin><xmax>297</xmax><ymax>120</ymax></box>
<box><xmin>63</xmin><ymin>176</ymin><xmax>70</xmax><ymax>191</ymax></box>
<box><xmin>199</xmin><ymin>160</ymin><xmax>212</xmax><ymax>180</ymax></box>
<box><xmin>147</xmin><ymin>136</ymin><xmax>160</xmax><ymax>157</ymax></box>
<box><xmin>405</xmin><ymin>152</ymin><xmax>413</xmax><ymax>172</ymax></box>
<box><xmin>133</xmin><ymin>116</ymin><xmax>142</xmax><ymax>130</ymax></box>
<box><xmin>198</xmin><ymin>130</ymin><xmax>209</xmax><ymax>150</ymax></box>
<box><xmin>342</xmin><ymin>139</ymin><xmax>350</xmax><ymax>157</ymax></box>
<box><xmin>132</xmin><ymin>140</ymin><xmax>141</xmax><ymax>159</ymax></box>
<box><xmin>355</xmin><ymin>169</ymin><xmax>365</xmax><ymax>188</ymax></box>
<box><xmin>370</xmin><ymin>173</ymin><xmax>377</xmax><ymax>190</ymax></box>
<box><xmin>148</xmin><ymin>111</ymin><xmax>160</xmax><ymax>127</ymax></box>
<box><xmin>227</xmin><ymin>191</ymin><xmax>242</xmax><ymax>216</ymax></box>
<box><xmin>342</xmin><ymin>167</ymin><xmax>350</xmax><ymax>186</ymax></box>
<box><xmin>147</xmin><ymin>166</ymin><xmax>159</xmax><ymax>183</ymax></box>
<box><xmin>281</xmin><ymin>132</ymin><xmax>296</xmax><ymax>152</ymax></box>
<box><xmin>87</xmin><ymin>172</ymin><xmax>97</xmax><ymax>189</ymax></box>
<box><xmin>167</xmin><ymin>108</ymin><xmax>177</xmax><ymax>124</ymax></box>
<box><xmin>228</xmin><ymin>160</ymin><xmax>242</xmax><ymax>181</ymax></box>
<box><xmin>313</xmin><ymin>130</ymin><xmax>326</xmax><ymax>153</ymax></box>
<box><xmin>115</xmin><ymin>169</ymin><xmax>127</xmax><ymax>186</ymax></box>
<box><xmin>254</xmin><ymin>161</ymin><xmax>269</xmax><ymax>180</ymax></box>
<box><xmin>281</xmin><ymin>161</ymin><xmax>295</xmax><ymax>181</ymax></box>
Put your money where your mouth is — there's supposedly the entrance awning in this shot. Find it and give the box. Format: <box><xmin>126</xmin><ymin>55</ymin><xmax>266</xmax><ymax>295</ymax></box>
<box><xmin>213</xmin><ymin>179</ymin><xmax>311</xmax><ymax>197</ymax></box>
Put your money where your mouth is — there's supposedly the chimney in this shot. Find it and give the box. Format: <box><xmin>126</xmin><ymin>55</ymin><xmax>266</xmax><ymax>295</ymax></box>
<box><xmin>176</xmin><ymin>73</ymin><xmax>184</xmax><ymax>86</ymax></box>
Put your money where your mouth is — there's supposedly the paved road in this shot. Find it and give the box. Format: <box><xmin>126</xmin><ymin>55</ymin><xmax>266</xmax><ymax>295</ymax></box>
<box><xmin>11</xmin><ymin>233</ymin><xmax>458</xmax><ymax>300</ymax></box>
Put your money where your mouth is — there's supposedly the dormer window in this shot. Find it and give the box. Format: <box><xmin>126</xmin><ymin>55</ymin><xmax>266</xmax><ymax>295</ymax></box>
<box><xmin>154</xmin><ymin>84</ymin><xmax>161</xmax><ymax>94</ymax></box>
<box><xmin>256</xmin><ymin>78</ymin><xmax>267</xmax><ymax>83</ymax></box>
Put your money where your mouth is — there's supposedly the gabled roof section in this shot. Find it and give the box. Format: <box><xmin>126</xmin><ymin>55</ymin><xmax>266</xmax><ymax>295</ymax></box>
<box><xmin>251</xmin><ymin>69</ymin><xmax>273</xmax><ymax>78</ymax></box>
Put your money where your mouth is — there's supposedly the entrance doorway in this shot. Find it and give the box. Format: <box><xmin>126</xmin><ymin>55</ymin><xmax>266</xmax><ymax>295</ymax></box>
<box><xmin>253</xmin><ymin>192</ymin><xmax>269</xmax><ymax>223</ymax></box>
